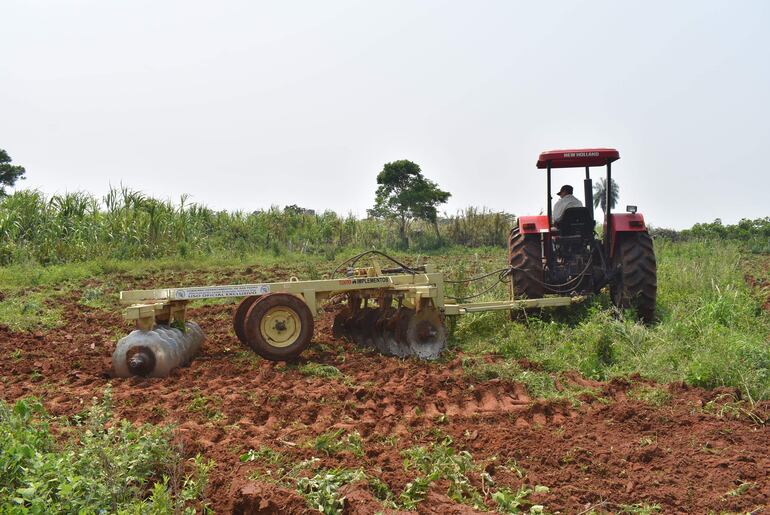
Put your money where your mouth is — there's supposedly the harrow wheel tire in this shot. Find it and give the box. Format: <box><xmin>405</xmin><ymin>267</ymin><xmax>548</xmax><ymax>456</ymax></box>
<box><xmin>508</xmin><ymin>226</ymin><xmax>545</xmax><ymax>300</ymax></box>
<box><xmin>610</xmin><ymin>232</ymin><xmax>657</xmax><ymax>323</ymax></box>
<box><xmin>244</xmin><ymin>293</ymin><xmax>314</xmax><ymax>361</ymax></box>
<box><xmin>233</xmin><ymin>295</ymin><xmax>261</xmax><ymax>345</ymax></box>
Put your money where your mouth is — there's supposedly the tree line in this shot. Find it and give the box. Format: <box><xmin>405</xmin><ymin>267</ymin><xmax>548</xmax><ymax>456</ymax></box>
<box><xmin>4</xmin><ymin>148</ymin><xmax>764</xmax><ymax>265</ymax></box>
<box><xmin>0</xmin><ymin>187</ymin><xmax>513</xmax><ymax>265</ymax></box>
<box><xmin>0</xmin><ymin>152</ymin><xmax>512</xmax><ymax>264</ymax></box>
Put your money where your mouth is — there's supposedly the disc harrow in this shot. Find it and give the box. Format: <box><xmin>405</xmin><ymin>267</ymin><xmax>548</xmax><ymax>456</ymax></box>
<box><xmin>331</xmin><ymin>294</ymin><xmax>447</xmax><ymax>359</ymax></box>
<box><xmin>118</xmin><ymin>252</ymin><xmax>583</xmax><ymax>367</ymax></box>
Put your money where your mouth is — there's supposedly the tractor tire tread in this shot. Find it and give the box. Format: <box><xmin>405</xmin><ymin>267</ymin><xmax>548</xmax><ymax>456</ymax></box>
<box><xmin>612</xmin><ymin>232</ymin><xmax>657</xmax><ymax>323</ymax></box>
<box><xmin>508</xmin><ymin>226</ymin><xmax>545</xmax><ymax>299</ymax></box>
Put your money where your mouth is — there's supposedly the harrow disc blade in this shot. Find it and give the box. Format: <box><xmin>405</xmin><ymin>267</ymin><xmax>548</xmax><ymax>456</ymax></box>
<box><xmin>332</xmin><ymin>308</ymin><xmax>352</xmax><ymax>340</ymax></box>
<box><xmin>349</xmin><ymin>306</ymin><xmax>374</xmax><ymax>346</ymax></box>
<box><xmin>376</xmin><ymin>307</ymin><xmax>413</xmax><ymax>358</ymax></box>
<box><xmin>359</xmin><ymin>308</ymin><xmax>381</xmax><ymax>349</ymax></box>
<box><xmin>405</xmin><ymin>307</ymin><xmax>447</xmax><ymax>359</ymax></box>
<box><xmin>370</xmin><ymin>307</ymin><xmax>396</xmax><ymax>354</ymax></box>
<box><xmin>330</xmin><ymin>296</ymin><xmax>447</xmax><ymax>360</ymax></box>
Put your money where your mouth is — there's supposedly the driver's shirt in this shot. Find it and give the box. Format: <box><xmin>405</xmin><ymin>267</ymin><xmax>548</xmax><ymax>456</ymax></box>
<box><xmin>553</xmin><ymin>194</ymin><xmax>583</xmax><ymax>223</ymax></box>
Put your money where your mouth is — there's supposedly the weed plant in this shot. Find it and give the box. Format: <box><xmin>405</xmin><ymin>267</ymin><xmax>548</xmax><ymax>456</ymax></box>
<box><xmin>0</xmin><ymin>387</ymin><xmax>212</xmax><ymax>513</ymax></box>
<box><xmin>400</xmin><ymin>436</ymin><xmax>484</xmax><ymax>509</ymax></box>
<box><xmin>241</xmin><ymin>436</ymin><xmax>547</xmax><ymax>513</ymax></box>
<box><xmin>298</xmin><ymin>363</ymin><xmax>344</xmax><ymax>379</ymax></box>
<box><xmin>308</xmin><ymin>429</ymin><xmax>364</xmax><ymax>457</ymax></box>
<box><xmin>296</xmin><ymin>468</ymin><xmax>368</xmax><ymax>515</ymax></box>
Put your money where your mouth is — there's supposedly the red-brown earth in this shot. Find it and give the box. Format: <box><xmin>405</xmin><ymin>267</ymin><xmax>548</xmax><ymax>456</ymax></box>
<box><xmin>745</xmin><ymin>253</ymin><xmax>770</xmax><ymax>315</ymax></box>
<box><xmin>0</xmin><ymin>266</ymin><xmax>768</xmax><ymax>514</ymax></box>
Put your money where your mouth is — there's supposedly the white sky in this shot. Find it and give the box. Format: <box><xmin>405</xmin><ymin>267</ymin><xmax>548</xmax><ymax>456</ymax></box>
<box><xmin>2</xmin><ymin>0</ymin><xmax>768</xmax><ymax>229</ymax></box>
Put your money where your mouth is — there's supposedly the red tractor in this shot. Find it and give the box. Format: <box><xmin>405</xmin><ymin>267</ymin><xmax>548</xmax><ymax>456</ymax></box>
<box><xmin>508</xmin><ymin>148</ymin><xmax>657</xmax><ymax>322</ymax></box>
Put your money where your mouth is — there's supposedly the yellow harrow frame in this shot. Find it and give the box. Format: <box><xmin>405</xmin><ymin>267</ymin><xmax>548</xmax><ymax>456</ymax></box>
<box><xmin>120</xmin><ymin>263</ymin><xmax>583</xmax><ymax>361</ymax></box>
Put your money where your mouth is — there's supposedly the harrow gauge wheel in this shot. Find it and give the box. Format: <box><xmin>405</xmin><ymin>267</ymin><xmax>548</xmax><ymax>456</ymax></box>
<box><xmin>261</xmin><ymin>306</ymin><xmax>301</xmax><ymax>347</ymax></box>
<box><xmin>245</xmin><ymin>293</ymin><xmax>314</xmax><ymax>361</ymax></box>
<box><xmin>233</xmin><ymin>295</ymin><xmax>261</xmax><ymax>345</ymax></box>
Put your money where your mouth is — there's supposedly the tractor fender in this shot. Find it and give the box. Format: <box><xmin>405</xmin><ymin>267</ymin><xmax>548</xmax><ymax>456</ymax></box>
<box><xmin>518</xmin><ymin>215</ymin><xmax>550</xmax><ymax>234</ymax></box>
<box><xmin>609</xmin><ymin>213</ymin><xmax>647</xmax><ymax>257</ymax></box>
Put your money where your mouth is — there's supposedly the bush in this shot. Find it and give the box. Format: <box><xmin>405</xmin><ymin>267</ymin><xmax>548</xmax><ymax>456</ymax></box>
<box><xmin>651</xmin><ymin>217</ymin><xmax>770</xmax><ymax>250</ymax></box>
<box><xmin>0</xmin><ymin>387</ymin><xmax>212</xmax><ymax>513</ymax></box>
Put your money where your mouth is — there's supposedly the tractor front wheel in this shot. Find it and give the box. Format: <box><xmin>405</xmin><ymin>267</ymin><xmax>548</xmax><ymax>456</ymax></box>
<box><xmin>610</xmin><ymin>232</ymin><xmax>657</xmax><ymax>323</ymax></box>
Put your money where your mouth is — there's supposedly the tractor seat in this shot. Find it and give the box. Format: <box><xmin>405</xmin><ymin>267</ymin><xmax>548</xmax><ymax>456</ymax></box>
<box><xmin>556</xmin><ymin>207</ymin><xmax>594</xmax><ymax>238</ymax></box>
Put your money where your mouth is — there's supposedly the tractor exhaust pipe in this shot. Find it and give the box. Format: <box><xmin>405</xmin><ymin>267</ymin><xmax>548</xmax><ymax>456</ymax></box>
<box><xmin>584</xmin><ymin>166</ymin><xmax>594</xmax><ymax>223</ymax></box>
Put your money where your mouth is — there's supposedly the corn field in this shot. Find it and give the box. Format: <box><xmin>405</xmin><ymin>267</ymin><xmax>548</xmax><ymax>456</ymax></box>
<box><xmin>0</xmin><ymin>188</ymin><xmax>514</xmax><ymax>265</ymax></box>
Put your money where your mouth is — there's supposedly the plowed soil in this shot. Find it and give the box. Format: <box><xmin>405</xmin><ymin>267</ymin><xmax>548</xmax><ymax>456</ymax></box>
<box><xmin>746</xmin><ymin>254</ymin><xmax>770</xmax><ymax>315</ymax></box>
<box><xmin>1</xmin><ymin>266</ymin><xmax>768</xmax><ymax>514</ymax></box>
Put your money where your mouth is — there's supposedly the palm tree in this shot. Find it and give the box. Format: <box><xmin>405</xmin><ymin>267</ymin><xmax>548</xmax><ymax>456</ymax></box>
<box><xmin>593</xmin><ymin>177</ymin><xmax>619</xmax><ymax>217</ymax></box>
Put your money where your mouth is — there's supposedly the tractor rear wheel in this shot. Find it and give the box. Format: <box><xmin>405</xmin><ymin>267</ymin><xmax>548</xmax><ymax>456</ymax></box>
<box><xmin>508</xmin><ymin>226</ymin><xmax>545</xmax><ymax>299</ymax></box>
<box><xmin>610</xmin><ymin>232</ymin><xmax>657</xmax><ymax>323</ymax></box>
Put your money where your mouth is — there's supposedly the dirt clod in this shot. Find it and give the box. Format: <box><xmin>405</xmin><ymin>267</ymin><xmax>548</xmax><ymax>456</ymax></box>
<box><xmin>231</xmin><ymin>481</ymin><xmax>307</xmax><ymax>514</ymax></box>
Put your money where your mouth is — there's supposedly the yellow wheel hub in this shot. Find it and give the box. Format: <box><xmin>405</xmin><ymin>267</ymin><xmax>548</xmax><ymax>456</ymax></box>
<box><xmin>260</xmin><ymin>306</ymin><xmax>302</xmax><ymax>347</ymax></box>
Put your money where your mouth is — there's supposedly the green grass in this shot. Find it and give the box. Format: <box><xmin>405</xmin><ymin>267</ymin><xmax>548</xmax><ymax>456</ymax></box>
<box><xmin>240</xmin><ymin>446</ymin><xmax>287</xmax><ymax>465</ymax></box>
<box><xmin>627</xmin><ymin>384</ymin><xmax>672</xmax><ymax>407</ymax></box>
<box><xmin>615</xmin><ymin>503</ymin><xmax>662</xmax><ymax>514</ymax></box>
<box><xmin>306</xmin><ymin>429</ymin><xmax>364</xmax><ymax>457</ymax></box>
<box><xmin>454</xmin><ymin>240</ymin><xmax>770</xmax><ymax>401</ymax></box>
<box><xmin>461</xmin><ymin>356</ymin><xmax>599</xmax><ymax>405</ymax></box>
<box><xmin>0</xmin><ymin>386</ymin><xmax>212</xmax><ymax>513</ymax></box>
<box><xmin>298</xmin><ymin>363</ymin><xmax>344</xmax><ymax>379</ymax></box>
<box><xmin>0</xmin><ymin>292</ymin><xmax>64</xmax><ymax>331</ymax></box>
<box><xmin>187</xmin><ymin>390</ymin><xmax>224</xmax><ymax>422</ymax></box>
<box><xmin>0</xmin><ymin>262</ymin><xmax>100</xmax><ymax>331</ymax></box>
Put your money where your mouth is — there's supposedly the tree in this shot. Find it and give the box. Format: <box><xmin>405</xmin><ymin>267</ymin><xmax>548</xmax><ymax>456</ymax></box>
<box><xmin>593</xmin><ymin>177</ymin><xmax>619</xmax><ymax>217</ymax></box>
<box><xmin>367</xmin><ymin>160</ymin><xmax>451</xmax><ymax>248</ymax></box>
<box><xmin>0</xmin><ymin>149</ymin><xmax>26</xmax><ymax>197</ymax></box>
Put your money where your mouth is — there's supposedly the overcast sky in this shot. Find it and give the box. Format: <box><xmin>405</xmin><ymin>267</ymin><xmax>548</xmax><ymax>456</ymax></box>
<box><xmin>2</xmin><ymin>0</ymin><xmax>768</xmax><ymax>229</ymax></box>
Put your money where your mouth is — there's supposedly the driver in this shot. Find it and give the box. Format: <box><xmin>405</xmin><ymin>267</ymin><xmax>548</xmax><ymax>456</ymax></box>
<box><xmin>553</xmin><ymin>184</ymin><xmax>583</xmax><ymax>223</ymax></box>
